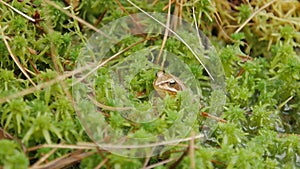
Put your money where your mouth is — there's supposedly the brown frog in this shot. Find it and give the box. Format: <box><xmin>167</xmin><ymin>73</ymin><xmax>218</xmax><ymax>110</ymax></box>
<box><xmin>153</xmin><ymin>70</ymin><xmax>186</xmax><ymax>98</ymax></box>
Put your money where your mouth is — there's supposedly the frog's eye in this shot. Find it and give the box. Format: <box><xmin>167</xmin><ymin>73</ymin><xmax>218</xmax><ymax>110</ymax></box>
<box><xmin>168</xmin><ymin>79</ymin><xmax>176</xmax><ymax>87</ymax></box>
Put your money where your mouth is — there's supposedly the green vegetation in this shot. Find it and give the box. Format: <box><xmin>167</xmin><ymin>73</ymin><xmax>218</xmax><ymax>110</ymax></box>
<box><xmin>0</xmin><ymin>0</ymin><xmax>299</xmax><ymax>168</ymax></box>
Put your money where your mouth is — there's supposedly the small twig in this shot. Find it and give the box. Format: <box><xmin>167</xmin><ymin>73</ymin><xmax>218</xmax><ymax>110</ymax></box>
<box><xmin>235</xmin><ymin>0</ymin><xmax>277</xmax><ymax>33</ymax></box>
<box><xmin>1</xmin><ymin>26</ymin><xmax>37</xmax><ymax>87</ymax></box>
<box><xmin>189</xmin><ymin>132</ymin><xmax>196</xmax><ymax>169</ymax></box>
<box><xmin>142</xmin><ymin>155</ymin><xmax>151</xmax><ymax>169</ymax></box>
<box><xmin>236</xmin><ymin>68</ymin><xmax>245</xmax><ymax>77</ymax></box>
<box><xmin>31</xmin><ymin>148</ymin><xmax>58</xmax><ymax>168</ymax></box>
<box><xmin>142</xmin><ymin>148</ymin><xmax>157</xmax><ymax>168</ymax></box>
<box><xmin>30</xmin><ymin>150</ymin><xmax>95</xmax><ymax>169</ymax></box>
<box><xmin>114</xmin><ymin>0</ymin><xmax>131</xmax><ymax>16</ymax></box>
<box><xmin>179</xmin><ymin>0</ymin><xmax>184</xmax><ymax>25</ymax></box>
<box><xmin>28</xmin><ymin>59</ymin><xmax>40</xmax><ymax>75</ymax></box>
<box><xmin>0</xmin><ymin>0</ymin><xmax>35</xmax><ymax>22</ymax></box>
<box><xmin>213</xmin><ymin>12</ymin><xmax>234</xmax><ymax>42</ymax></box>
<box><xmin>94</xmin><ymin>9</ymin><xmax>107</xmax><ymax>27</ymax></box>
<box><xmin>24</xmin><ymin>67</ymin><xmax>36</xmax><ymax>76</ymax></box>
<box><xmin>151</xmin><ymin>0</ymin><xmax>159</xmax><ymax>6</ymax></box>
<box><xmin>162</xmin><ymin>0</ymin><xmax>175</xmax><ymax>11</ymax></box>
<box><xmin>145</xmin><ymin>158</ymin><xmax>176</xmax><ymax>169</ymax></box>
<box><xmin>169</xmin><ymin>146</ymin><xmax>189</xmax><ymax>169</ymax></box>
<box><xmin>200</xmin><ymin>112</ymin><xmax>227</xmax><ymax>123</ymax></box>
<box><xmin>0</xmin><ymin>127</ymin><xmax>14</xmax><ymax>140</ymax></box>
<box><xmin>171</xmin><ymin>0</ymin><xmax>180</xmax><ymax>31</ymax></box>
<box><xmin>94</xmin><ymin>158</ymin><xmax>109</xmax><ymax>169</ymax></box>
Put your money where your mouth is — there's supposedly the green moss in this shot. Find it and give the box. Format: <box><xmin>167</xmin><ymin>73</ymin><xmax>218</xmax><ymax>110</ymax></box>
<box><xmin>0</xmin><ymin>140</ymin><xmax>29</xmax><ymax>169</ymax></box>
<box><xmin>0</xmin><ymin>0</ymin><xmax>299</xmax><ymax>168</ymax></box>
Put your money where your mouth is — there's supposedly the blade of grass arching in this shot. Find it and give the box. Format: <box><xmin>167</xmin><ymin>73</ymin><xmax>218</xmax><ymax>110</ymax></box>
<box><xmin>126</xmin><ymin>0</ymin><xmax>215</xmax><ymax>81</ymax></box>
<box><xmin>1</xmin><ymin>26</ymin><xmax>37</xmax><ymax>87</ymax></box>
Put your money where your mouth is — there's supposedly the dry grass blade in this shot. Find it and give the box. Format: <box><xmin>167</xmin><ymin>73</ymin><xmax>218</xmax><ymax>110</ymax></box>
<box><xmin>144</xmin><ymin>158</ymin><xmax>175</xmax><ymax>169</ymax></box>
<box><xmin>189</xmin><ymin>132</ymin><xmax>196</xmax><ymax>169</ymax></box>
<box><xmin>235</xmin><ymin>0</ymin><xmax>277</xmax><ymax>33</ymax></box>
<box><xmin>142</xmin><ymin>153</ymin><xmax>152</xmax><ymax>169</ymax></box>
<box><xmin>162</xmin><ymin>0</ymin><xmax>175</xmax><ymax>11</ymax></box>
<box><xmin>31</xmin><ymin>148</ymin><xmax>58</xmax><ymax>168</ymax></box>
<box><xmin>200</xmin><ymin>112</ymin><xmax>227</xmax><ymax>123</ymax></box>
<box><xmin>1</xmin><ymin>26</ymin><xmax>37</xmax><ymax>87</ymax></box>
<box><xmin>192</xmin><ymin>6</ymin><xmax>203</xmax><ymax>50</ymax></box>
<box><xmin>27</xmin><ymin>142</ymin><xmax>98</xmax><ymax>152</ymax></box>
<box><xmin>156</xmin><ymin>0</ymin><xmax>172</xmax><ymax>68</ymax></box>
<box><xmin>94</xmin><ymin>158</ymin><xmax>108</xmax><ymax>169</ymax></box>
<box><xmin>0</xmin><ymin>0</ymin><xmax>35</xmax><ymax>22</ymax></box>
<box><xmin>27</xmin><ymin>134</ymin><xmax>204</xmax><ymax>151</ymax></box>
<box><xmin>213</xmin><ymin>12</ymin><xmax>233</xmax><ymax>42</ymax></box>
<box><xmin>29</xmin><ymin>150</ymin><xmax>96</xmax><ymax>169</ymax></box>
<box><xmin>142</xmin><ymin>148</ymin><xmax>157</xmax><ymax>168</ymax></box>
<box><xmin>97</xmin><ymin>134</ymin><xmax>204</xmax><ymax>149</ymax></box>
<box><xmin>114</xmin><ymin>0</ymin><xmax>131</xmax><ymax>16</ymax></box>
<box><xmin>0</xmin><ymin>127</ymin><xmax>14</xmax><ymax>140</ymax></box>
<box><xmin>169</xmin><ymin>146</ymin><xmax>189</xmax><ymax>169</ymax></box>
